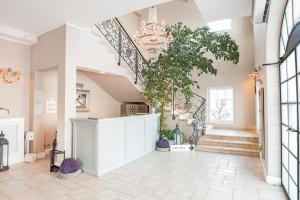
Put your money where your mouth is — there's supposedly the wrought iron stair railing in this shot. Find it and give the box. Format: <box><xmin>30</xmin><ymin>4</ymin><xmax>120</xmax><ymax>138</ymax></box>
<box><xmin>96</xmin><ymin>18</ymin><xmax>146</xmax><ymax>85</ymax></box>
<box><xmin>95</xmin><ymin>18</ymin><xmax>207</xmax><ymax>144</ymax></box>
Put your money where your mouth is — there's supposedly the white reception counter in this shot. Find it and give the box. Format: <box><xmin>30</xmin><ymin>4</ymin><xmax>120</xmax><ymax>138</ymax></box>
<box><xmin>71</xmin><ymin>114</ymin><xmax>160</xmax><ymax>176</ymax></box>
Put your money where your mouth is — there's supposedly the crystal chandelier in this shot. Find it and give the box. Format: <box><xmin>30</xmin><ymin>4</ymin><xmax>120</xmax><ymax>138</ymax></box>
<box><xmin>134</xmin><ymin>6</ymin><xmax>173</xmax><ymax>59</ymax></box>
<box><xmin>0</xmin><ymin>68</ymin><xmax>22</xmax><ymax>86</ymax></box>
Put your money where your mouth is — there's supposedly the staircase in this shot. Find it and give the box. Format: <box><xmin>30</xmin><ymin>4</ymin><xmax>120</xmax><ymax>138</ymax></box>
<box><xmin>195</xmin><ymin>131</ymin><xmax>259</xmax><ymax>157</ymax></box>
<box><xmin>95</xmin><ymin>18</ymin><xmax>207</xmax><ymax>144</ymax></box>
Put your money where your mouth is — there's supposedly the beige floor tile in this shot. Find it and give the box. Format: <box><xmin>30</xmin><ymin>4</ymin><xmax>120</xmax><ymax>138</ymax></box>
<box><xmin>206</xmin><ymin>189</ymin><xmax>232</xmax><ymax>200</ymax></box>
<box><xmin>233</xmin><ymin>189</ymin><xmax>259</xmax><ymax>200</ymax></box>
<box><xmin>0</xmin><ymin>151</ymin><xmax>287</xmax><ymax>200</ymax></box>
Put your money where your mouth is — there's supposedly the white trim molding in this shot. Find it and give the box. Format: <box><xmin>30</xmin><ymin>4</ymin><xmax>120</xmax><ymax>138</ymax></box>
<box><xmin>261</xmin><ymin>157</ymin><xmax>281</xmax><ymax>185</ymax></box>
<box><xmin>265</xmin><ymin>176</ymin><xmax>281</xmax><ymax>185</ymax></box>
<box><xmin>0</xmin><ymin>25</ymin><xmax>37</xmax><ymax>45</ymax></box>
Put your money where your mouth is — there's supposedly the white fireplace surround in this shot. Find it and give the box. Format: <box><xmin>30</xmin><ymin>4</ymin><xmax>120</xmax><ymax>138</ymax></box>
<box><xmin>0</xmin><ymin>118</ymin><xmax>24</xmax><ymax>165</ymax></box>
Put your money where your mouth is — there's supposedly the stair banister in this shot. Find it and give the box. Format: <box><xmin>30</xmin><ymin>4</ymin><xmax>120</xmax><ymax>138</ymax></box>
<box><xmin>95</xmin><ymin>17</ymin><xmax>207</xmax><ymax>141</ymax></box>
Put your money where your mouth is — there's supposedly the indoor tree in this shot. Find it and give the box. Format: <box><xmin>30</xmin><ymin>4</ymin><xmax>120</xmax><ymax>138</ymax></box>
<box><xmin>142</xmin><ymin>22</ymin><xmax>240</xmax><ymax>131</ymax></box>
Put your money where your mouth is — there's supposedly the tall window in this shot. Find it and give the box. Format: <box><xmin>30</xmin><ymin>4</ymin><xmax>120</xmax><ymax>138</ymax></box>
<box><xmin>208</xmin><ymin>87</ymin><xmax>234</xmax><ymax>123</ymax></box>
<box><xmin>207</xmin><ymin>19</ymin><xmax>232</xmax><ymax>32</ymax></box>
<box><xmin>279</xmin><ymin>0</ymin><xmax>300</xmax><ymax>199</ymax></box>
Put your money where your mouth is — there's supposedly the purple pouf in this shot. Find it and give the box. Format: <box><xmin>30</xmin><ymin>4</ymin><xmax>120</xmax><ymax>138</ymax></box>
<box><xmin>156</xmin><ymin>138</ymin><xmax>170</xmax><ymax>148</ymax></box>
<box><xmin>59</xmin><ymin>158</ymin><xmax>80</xmax><ymax>174</ymax></box>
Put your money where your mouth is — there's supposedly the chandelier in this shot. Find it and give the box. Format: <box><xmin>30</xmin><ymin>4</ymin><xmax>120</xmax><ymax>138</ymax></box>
<box><xmin>134</xmin><ymin>6</ymin><xmax>173</xmax><ymax>59</ymax></box>
<box><xmin>0</xmin><ymin>68</ymin><xmax>22</xmax><ymax>86</ymax></box>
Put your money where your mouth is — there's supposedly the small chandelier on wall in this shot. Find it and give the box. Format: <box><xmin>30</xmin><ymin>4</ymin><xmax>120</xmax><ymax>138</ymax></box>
<box><xmin>134</xmin><ymin>6</ymin><xmax>173</xmax><ymax>59</ymax></box>
<box><xmin>0</xmin><ymin>68</ymin><xmax>22</xmax><ymax>86</ymax></box>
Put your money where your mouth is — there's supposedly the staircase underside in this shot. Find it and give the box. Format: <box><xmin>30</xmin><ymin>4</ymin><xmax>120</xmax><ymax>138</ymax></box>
<box><xmin>195</xmin><ymin>129</ymin><xmax>259</xmax><ymax>157</ymax></box>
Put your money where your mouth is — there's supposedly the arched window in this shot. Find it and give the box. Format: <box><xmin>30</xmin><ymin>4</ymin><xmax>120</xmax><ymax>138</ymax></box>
<box><xmin>279</xmin><ymin>0</ymin><xmax>300</xmax><ymax>199</ymax></box>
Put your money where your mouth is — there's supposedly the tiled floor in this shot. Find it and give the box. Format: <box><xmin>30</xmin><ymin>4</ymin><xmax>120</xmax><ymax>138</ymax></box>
<box><xmin>0</xmin><ymin>151</ymin><xmax>286</xmax><ymax>200</ymax></box>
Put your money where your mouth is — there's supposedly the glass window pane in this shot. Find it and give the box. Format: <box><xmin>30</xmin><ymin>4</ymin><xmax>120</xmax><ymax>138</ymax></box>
<box><xmin>297</xmin><ymin>46</ymin><xmax>300</xmax><ymax>73</ymax></box>
<box><xmin>225</xmin><ymin>89</ymin><xmax>233</xmax><ymax>99</ymax></box>
<box><xmin>286</xmin><ymin>0</ymin><xmax>294</xmax><ymax>34</ymax></box>
<box><xmin>282</xmin><ymin>125</ymin><xmax>289</xmax><ymax>147</ymax></box>
<box><xmin>282</xmin><ymin>166</ymin><xmax>289</xmax><ymax>192</ymax></box>
<box><xmin>281</xmin><ymin>82</ymin><xmax>288</xmax><ymax>103</ymax></box>
<box><xmin>289</xmin><ymin>177</ymin><xmax>298</xmax><ymax>200</ymax></box>
<box><xmin>289</xmin><ymin>128</ymin><xmax>298</xmax><ymax>156</ymax></box>
<box><xmin>280</xmin><ymin>61</ymin><xmax>287</xmax><ymax>82</ymax></box>
<box><xmin>288</xmin><ymin>78</ymin><xmax>297</xmax><ymax>102</ymax></box>
<box><xmin>289</xmin><ymin>104</ymin><xmax>298</xmax><ymax>130</ymax></box>
<box><xmin>289</xmin><ymin>154</ymin><xmax>298</xmax><ymax>184</ymax></box>
<box><xmin>287</xmin><ymin>52</ymin><xmax>296</xmax><ymax>78</ymax></box>
<box><xmin>210</xmin><ymin>89</ymin><xmax>217</xmax><ymax>99</ymax></box>
<box><xmin>282</xmin><ymin>17</ymin><xmax>288</xmax><ymax>46</ymax></box>
<box><xmin>280</xmin><ymin>37</ymin><xmax>285</xmax><ymax>57</ymax></box>
<box><xmin>218</xmin><ymin>89</ymin><xmax>226</xmax><ymax>99</ymax></box>
<box><xmin>283</xmin><ymin>146</ymin><xmax>289</xmax><ymax>168</ymax></box>
<box><xmin>293</xmin><ymin>0</ymin><xmax>300</xmax><ymax>24</ymax></box>
<box><xmin>282</xmin><ymin>104</ymin><xmax>288</xmax><ymax>125</ymax></box>
<box><xmin>208</xmin><ymin>88</ymin><xmax>233</xmax><ymax>123</ymax></box>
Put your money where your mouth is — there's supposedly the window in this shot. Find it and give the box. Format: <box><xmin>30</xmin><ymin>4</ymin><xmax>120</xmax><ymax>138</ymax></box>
<box><xmin>207</xmin><ymin>19</ymin><xmax>231</xmax><ymax>32</ymax></box>
<box><xmin>208</xmin><ymin>87</ymin><xmax>234</xmax><ymax>123</ymax></box>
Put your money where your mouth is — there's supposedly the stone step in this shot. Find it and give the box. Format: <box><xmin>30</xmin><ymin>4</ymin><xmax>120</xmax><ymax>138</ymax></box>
<box><xmin>198</xmin><ymin>138</ymin><xmax>259</xmax><ymax>150</ymax></box>
<box><xmin>195</xmin><ymin>145</ymin><xmax>259</xmax><ymax>157</ymax></box>
<box><xmin>202</xmin><ymin>134</ymin><xmax>258</xmax><ymax>143</ymax></box>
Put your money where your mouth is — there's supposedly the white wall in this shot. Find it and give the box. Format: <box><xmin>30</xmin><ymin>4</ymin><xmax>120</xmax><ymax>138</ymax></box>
<box><xmin>118</xmin><ymin>13</ymin><xmax>140</xmax><ymax>38</ymax></box>
<box><xmin>0</xmin><ymin>38</ymin><xmax>30</xmax><ymax>130</ymax></box>
<box><xmin>76</xmin><ymin>70</ymin><xmax>120</xmax><ymax>118</ymax></box>
<box><xmin>193</xmin><ymin>17</ymin><xmax>256</xmax><ymax>130</ymax></box>
<box><xmin>31</xmin><ymin>25</ymin><xmax>68</xmax><ymax>154</ymax></box>
<box><xmin>261</xmin><ymin>0</ymin><xmax>287</xmax><ymax>183</ymax></box>
<box><xmin>253</xmin><ymin>23</ymin><xmax>267</xmax><ymax>68</ymax></box>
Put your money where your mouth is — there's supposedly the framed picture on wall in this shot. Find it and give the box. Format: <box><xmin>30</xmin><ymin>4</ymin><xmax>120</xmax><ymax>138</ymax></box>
<box><xmin>76</xmin><ymin>90</ymin><xmax>90</xmax><ymax>112</ymax></box>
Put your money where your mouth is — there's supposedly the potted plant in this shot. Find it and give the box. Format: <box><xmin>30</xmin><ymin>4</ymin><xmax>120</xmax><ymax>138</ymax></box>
<box><xmin>160</xmin><ymin>129</ymin><xmax>174</xmax><ymax>145</ymax></box>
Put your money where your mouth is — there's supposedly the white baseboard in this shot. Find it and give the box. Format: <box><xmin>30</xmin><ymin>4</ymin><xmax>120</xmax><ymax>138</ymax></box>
<box><xmin>266</xmin><ymin>176</ymin><xmax>281</xmax><ymax>185</ymax></box>
<box><xmin>260</xmin><ymin>157</ymin><xmax>281</xmax><ymax>185</ymax></box>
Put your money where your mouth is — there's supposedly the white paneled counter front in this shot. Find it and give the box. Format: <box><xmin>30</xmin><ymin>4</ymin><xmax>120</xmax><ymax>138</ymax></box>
<box><xmin>71</xmin><ymin>114</ymin><xmax>160</xmax><ymax>176</ymax></box>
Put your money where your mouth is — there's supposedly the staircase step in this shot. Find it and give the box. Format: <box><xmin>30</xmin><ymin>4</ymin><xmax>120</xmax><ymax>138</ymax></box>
<box><xmin>198</xmin><ymin>138</ymin><xmax>259</xmax><ymax>150</ymax></box>
<box><xmin>195</xmin><ymin>145</ymin><xmax>259</xmax><ymax>157</ymax></box>
<box><xmin>203</xmin><ymin>134</ymin><xmax>258</xmax><ymax>143</ymax></box>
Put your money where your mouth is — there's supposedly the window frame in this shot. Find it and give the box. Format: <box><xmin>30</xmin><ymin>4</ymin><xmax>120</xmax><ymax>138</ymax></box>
<box><xmin>207</xmin><ymin>19</ymin><xmax>232</xmax><ymax>32</ymax></box>
<box><xmin>207</xmin><ymin>86</ymin><xmax>235</xmax><ymax>125</ymax></box>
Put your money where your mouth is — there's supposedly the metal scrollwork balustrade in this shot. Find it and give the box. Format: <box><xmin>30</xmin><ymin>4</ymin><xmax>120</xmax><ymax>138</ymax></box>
<box><xmin>96</xmin><ymin>18</ymin><xmax>207</xmax><ymax>146</ymax></box>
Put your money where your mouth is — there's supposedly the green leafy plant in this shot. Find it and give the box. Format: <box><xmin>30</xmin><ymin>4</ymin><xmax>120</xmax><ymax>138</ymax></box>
<box><xmin>160</xmin><ymin>129</ymin><xmax>174</xmax><ymax>140</ymax></box>
<box><xmin>143</xmin><ymin>22</ymin><xmax>239</xmax><ymax>130</ymax></box>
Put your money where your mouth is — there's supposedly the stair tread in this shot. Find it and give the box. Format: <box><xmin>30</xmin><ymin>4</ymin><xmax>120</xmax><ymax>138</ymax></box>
<box><xmin>206</xmin><ymin>133</ymin><xmax>258</xmax><ymax>138</ymax></box>
<box><xmin>199</xmin><ymin>138</ymin><xmax>259</xmax><ymax>145</ymax></box>
<box><xmin>197</xmin><ymin>145</ymin><xmax>260</xmax><ymax>152</ymax></box>
<box><xmin>203</xmin><ymin>135</ymin><xmax>258</xmax><ymax>142</ymax></box>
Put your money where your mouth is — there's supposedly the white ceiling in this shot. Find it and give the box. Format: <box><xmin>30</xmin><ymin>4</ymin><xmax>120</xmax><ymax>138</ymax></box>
<box><xmin>0</xmin><ymin>0</ymin><xmax>170</xmax><ymax>35</ymax></box>
<box><xmin>194</xmin><ymin>0</ymin><xmax>253</xmax><ymax>22</ymax></box>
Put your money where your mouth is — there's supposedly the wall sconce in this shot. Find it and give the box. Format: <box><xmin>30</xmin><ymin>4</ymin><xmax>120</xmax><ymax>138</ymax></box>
<box><xmin>0</xmin><ymin>68</ymin><xmax>22</xmax><ymax>86</ymax></box>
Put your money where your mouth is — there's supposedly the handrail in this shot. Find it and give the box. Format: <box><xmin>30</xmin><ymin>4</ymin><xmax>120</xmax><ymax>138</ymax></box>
<box><xmin>114</xmin><ymin>18</ymin><xmax>146</xmax><ymax>63</ymax></box>
<box><xmin>95</xmin><ymin>18</ymin><xmax>207</xmax><ymax>137</ymax></box>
